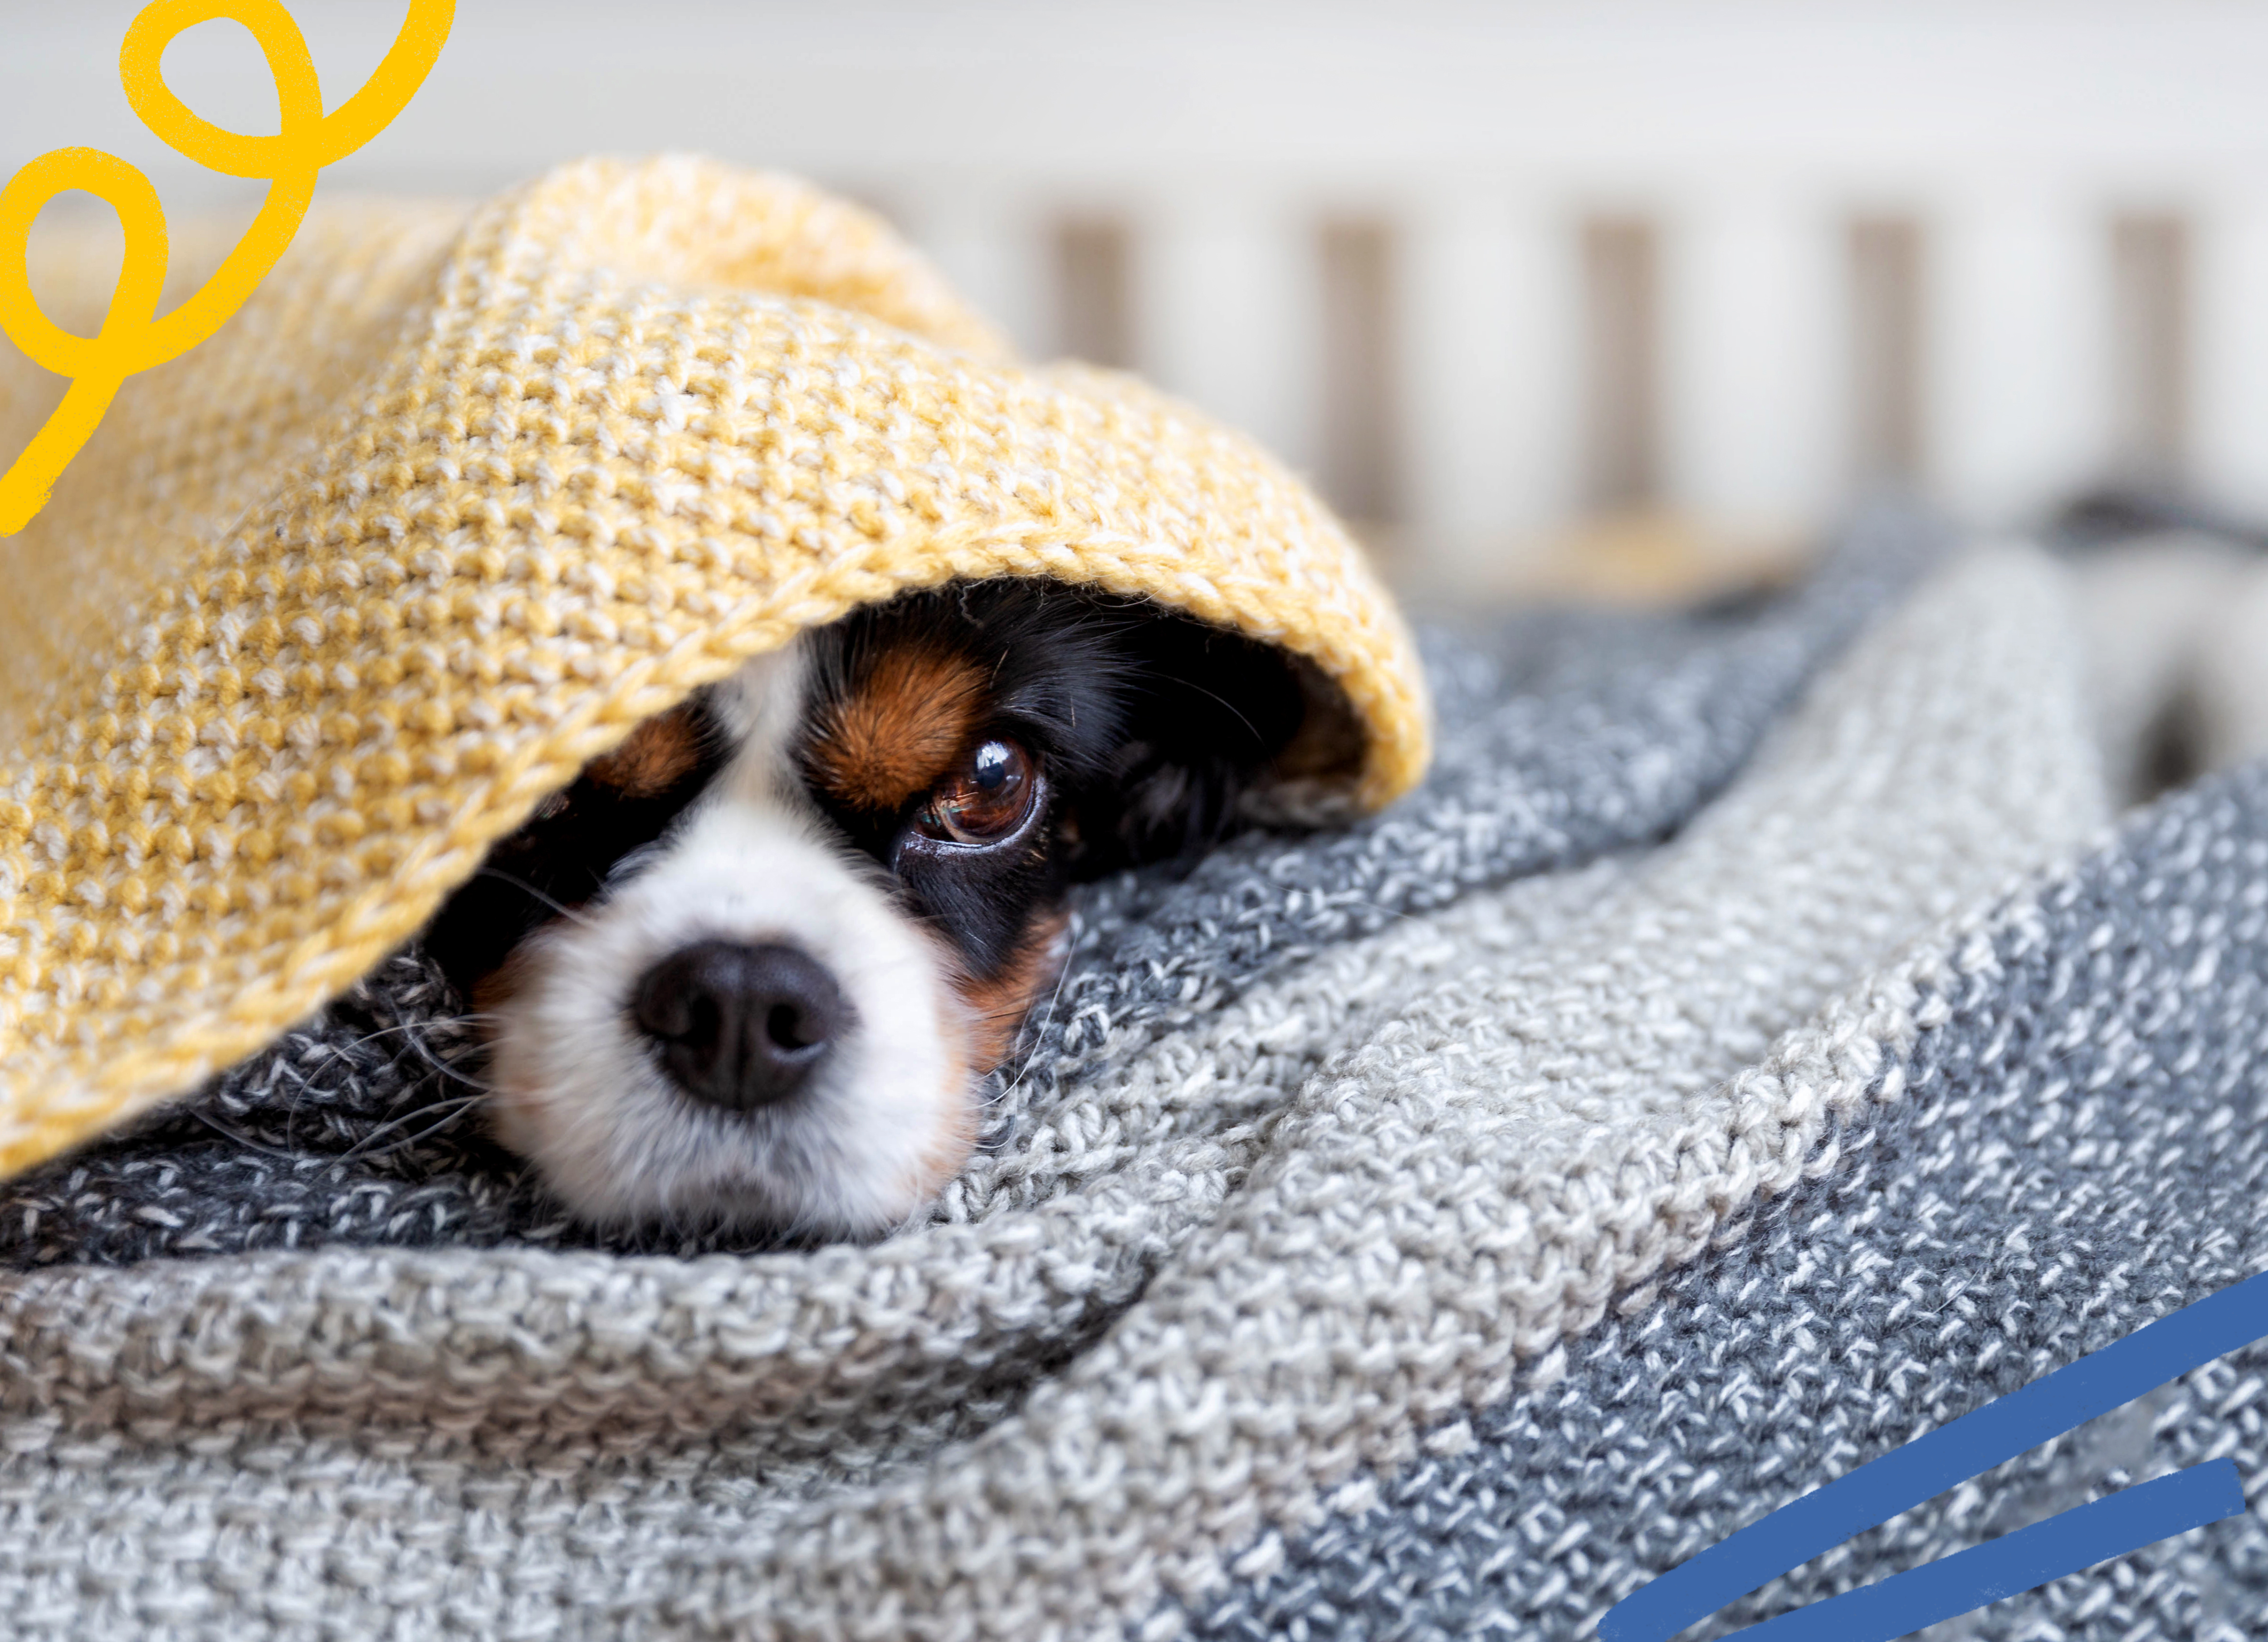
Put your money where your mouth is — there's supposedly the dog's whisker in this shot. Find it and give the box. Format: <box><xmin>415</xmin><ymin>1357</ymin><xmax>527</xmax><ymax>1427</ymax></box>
<box><xmin>185</xmin><ymin>1105</ymin><xmax>313</xmax><ymax>1162</ymax></box>
<box><xmin>395</xmin><ymin>1028</ymin><xmax>491</xmax><ymax>1092</ymax></box>
<box><xmin>332</xmin><ymin>1095</ymin><xmax>490</xmax><ymax>1167</ymax></box>
<box><xmin>332</xmin><ymin>1013</ymin><xmax>503</xmax><ymax>1060</ymax></box>
<box><xmin>410</xmin><ymin>582</ymin><xmax>1304</xmax><ymax>1240</ymax></box>
<box><xmin>473</xmin><ymin>867</ymin><xmax>600</xmax><ymax>928</ymax></box>
<box><xmin>1158</xmin><ymin>672</ymin><xmax>1261</xmax><ymax>743</ymax></box>
<box><xmin>997</xmin><ymin>939</ymin><xmax>1079</xmax><ymax>1109</ymax></box>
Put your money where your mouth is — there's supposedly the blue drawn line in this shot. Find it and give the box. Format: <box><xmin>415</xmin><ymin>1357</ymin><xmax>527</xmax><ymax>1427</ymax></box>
<box><xmin>1598</xmin><ymin>1266</ymin><xmax>2268</xmax><ymax>1641</ymax></box>
<box><xmin>1723</xmin><ymin>1459</ymin><xmax>2244</xmax><ymax>1642</ymax></box>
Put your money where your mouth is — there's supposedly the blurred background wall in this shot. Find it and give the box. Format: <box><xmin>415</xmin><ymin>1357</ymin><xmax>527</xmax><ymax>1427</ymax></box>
<box><xmin>6</xmin><ymin>0</ymin><xmax>2268</xmax><ymax>595</ymax></box>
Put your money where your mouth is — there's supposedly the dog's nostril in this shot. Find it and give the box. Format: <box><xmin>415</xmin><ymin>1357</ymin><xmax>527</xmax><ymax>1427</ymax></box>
<box><xmin>631</xmin><ymin>940</ymin><xmax>854</xmax><ymax>1112</ymax></box>
<box><xmin>766</xmin><ymin>1002</ymin><xmax>816</xmax><ymax>1051</ymax></box>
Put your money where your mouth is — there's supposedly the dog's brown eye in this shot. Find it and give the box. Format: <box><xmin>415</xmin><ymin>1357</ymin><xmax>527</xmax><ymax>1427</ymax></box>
<box><xmin>918</xmin><ymin>739</ymin><xmax>1036</xmax><ymax>845</ymax></box>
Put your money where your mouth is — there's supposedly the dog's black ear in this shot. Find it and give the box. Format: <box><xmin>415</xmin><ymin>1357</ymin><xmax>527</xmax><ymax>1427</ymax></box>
<box><xmin>1060</xmin><ymin>616</ymin><xmax>1310</xmax><ymax>878</ymax></box>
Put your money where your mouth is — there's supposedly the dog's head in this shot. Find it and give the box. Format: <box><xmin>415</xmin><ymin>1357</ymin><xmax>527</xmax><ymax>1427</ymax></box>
<box><xmin>421</xmin><ymin>581</ymin><xmax>1319</xmax><ymax>1238</ymax></box>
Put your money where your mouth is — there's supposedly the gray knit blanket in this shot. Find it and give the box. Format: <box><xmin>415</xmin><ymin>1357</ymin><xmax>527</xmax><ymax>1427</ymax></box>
<box><xmin>6</xmin><ymin>507</ymin><xmax>2268</xmax><ymax>1640</ymax></box>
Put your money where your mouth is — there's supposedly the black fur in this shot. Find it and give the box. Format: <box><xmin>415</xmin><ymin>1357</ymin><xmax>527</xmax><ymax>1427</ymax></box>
<box><xmin>423</xmin><ymin>580</ymin><xmax>1304</xmax><ymax>994</ymax></box>
<box><xmin>420</xmin><ymin>698</ymin><xmax>730</xmax><ymax>998</ymax></box>
<box><xmin>798</xmin><ymin>581</ymin><xmax>1303</xmax><ymax>976</ymax></box>
<box><xmin>1050</xmin><ymin>596</ymin><xmax>1307</xmax><ymax>874</ymax></box>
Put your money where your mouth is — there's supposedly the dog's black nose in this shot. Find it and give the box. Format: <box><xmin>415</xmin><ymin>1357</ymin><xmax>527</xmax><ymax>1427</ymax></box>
<box><xmin>631</xmin><ymin>940</ymin><xmax>852</xmax><ymax>1111</ymax></box>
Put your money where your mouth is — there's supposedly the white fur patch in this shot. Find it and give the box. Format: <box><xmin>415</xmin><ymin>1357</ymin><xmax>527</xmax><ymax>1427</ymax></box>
<box><xmin>483</xmin><ymin>646</ymin><xmax>971</xmax><ymax>1239</ymax></box>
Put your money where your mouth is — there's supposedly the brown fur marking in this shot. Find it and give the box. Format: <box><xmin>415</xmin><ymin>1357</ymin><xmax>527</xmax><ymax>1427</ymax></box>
<box><xmin>900</xmin><ymin>908</ymin><xmax>1067</xmax><ymax>1204</ymax></box>
<box><xmin>951</xmin><ymin>908</ymin><xmax>1070</xmax><ymax>1073</ymax></box>
<box><xmin>808</xmin><ymin>646</ymin><xmax>986</xmax><ymax>813</ymax></box>
<box><xmin>586</xmin><ymin>704</ymin><xmax>705</xmax><ymax>799</ymax></box>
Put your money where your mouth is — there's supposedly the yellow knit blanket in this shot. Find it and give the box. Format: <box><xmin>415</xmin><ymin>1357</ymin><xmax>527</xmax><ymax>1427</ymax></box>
<box><xmin>0</xmin><ymin>156</ymin><xmax>1428</xmax><ymax>1176</ymax></box>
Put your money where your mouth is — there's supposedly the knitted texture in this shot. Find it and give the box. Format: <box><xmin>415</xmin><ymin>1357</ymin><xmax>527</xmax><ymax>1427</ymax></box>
<box><xmin>0</xmin><ymin>509</ymin><xmax>1930</xmax><ymax>1266</ymax></box>
<box><xmin>3</xmin><ymin>537</ymin><xmax>2161</xmax><ymax>1640</ymax></box>
<box><xmin>0</xmin><ymin>155</ymin><xmax>1430</xmax><ymax>1177</ymax></box>
<box><xmin>1183</xmin><ymin>723</ymin><xmax>2268</xmax><ymax>1642</ymax></box>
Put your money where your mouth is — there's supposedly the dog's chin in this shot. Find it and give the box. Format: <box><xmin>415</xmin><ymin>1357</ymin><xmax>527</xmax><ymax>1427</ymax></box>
<box><xmin>483</xmin><ymin>805</ymin><xmax>974</xmax><ymax>1242</ymax></box>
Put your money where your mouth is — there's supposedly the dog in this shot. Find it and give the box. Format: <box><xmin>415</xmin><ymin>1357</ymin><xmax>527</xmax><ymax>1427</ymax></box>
<box><xmin>420</xmin><ymin>581</ymin><xmax>1324</xmax><ymax>1240</ymax></box>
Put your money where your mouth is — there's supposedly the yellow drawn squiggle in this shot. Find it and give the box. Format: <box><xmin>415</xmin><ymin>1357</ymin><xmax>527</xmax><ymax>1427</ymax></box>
<box><xmin>0</xmin><ymin>0</ymin><xmax>454</xmax><ymax>536</ymax></box>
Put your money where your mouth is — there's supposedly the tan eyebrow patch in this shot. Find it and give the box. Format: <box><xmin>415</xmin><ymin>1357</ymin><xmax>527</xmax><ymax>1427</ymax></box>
<box><xmin>808</xmin><ymin>645</ymin><xmax>987</xmax><ymax>812</ymax></box>
<box><xmin>584</xmin><ymin>702</ymin><xmax>707</xmax><ymax>798</ymax></box>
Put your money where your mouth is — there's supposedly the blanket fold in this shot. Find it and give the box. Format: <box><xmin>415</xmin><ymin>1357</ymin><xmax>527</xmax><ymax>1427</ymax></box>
<box><xmin>0</xmin><ymin>502</ymin><xmax>1933</xmax><ymax>1270</ymax></box>
<box><xmin>0</xmin><ymin>155</ymin><xmax>1429</xmax><ymax>1176</ymax></box>
<box><xmin>8</xmin><ymin>166</ymin><xmax>2268</xmax><ymax>1642</ymax></box>
<box><xmin>1192</xmin><ymin>610</ymin><xmax>2268</xmax><ymax>1642</ymax></box>
<box><xmin>26</xmin><ymin>512</ymin><xmax>2248</xmax><ymax>1642</ymax></box>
